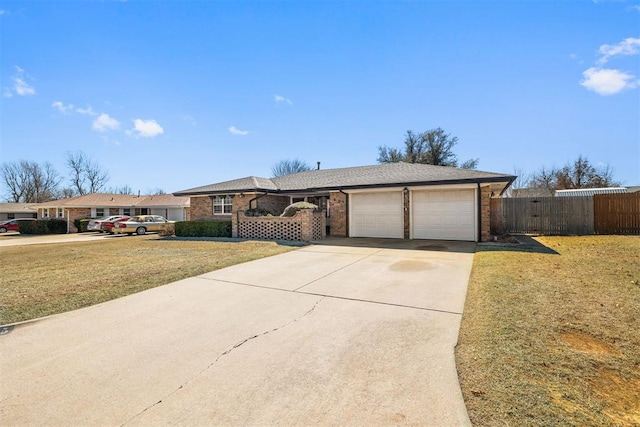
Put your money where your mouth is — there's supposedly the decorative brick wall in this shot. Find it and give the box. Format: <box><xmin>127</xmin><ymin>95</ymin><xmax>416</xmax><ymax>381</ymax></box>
<box><xmin>236</xmin><ymin>209</ymin><xmax>326</xmax><ymax>241</ymax></box>
<box><xmin>329</xmin><ymin>192</ymin><xmax>347</xmax><ymax>237</ymax></box>
<box><xmin>480</xmin><ymin>185</ymin><xmax>491</xmax><ymax>242</ymax></box>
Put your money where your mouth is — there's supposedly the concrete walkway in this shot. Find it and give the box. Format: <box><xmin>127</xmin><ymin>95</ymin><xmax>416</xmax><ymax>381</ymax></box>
<box><xmin>0</xmin><ymin>239</ymin><xmax>475</xmax><ymax>426</ymax></box>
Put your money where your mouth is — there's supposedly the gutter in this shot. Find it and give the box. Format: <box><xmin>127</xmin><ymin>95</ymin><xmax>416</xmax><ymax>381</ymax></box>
<box><xmin>477</xmin><ymin>183</ymin><xmax>482</xmax><ymax>242</ymax></box>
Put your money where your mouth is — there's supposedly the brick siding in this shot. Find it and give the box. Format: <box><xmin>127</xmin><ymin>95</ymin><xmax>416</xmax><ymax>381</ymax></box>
<box><xmin>329</xmin><ymin>192</ymin><xmax>347</xmax><ymax>237</ymax></box>
<box><xmin>480</xmin><ymin>185</ymin><xmax>491</xmax><ymax>242</ymax></box>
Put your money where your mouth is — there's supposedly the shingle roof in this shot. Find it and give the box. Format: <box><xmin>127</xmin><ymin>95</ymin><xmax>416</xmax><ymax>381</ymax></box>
<box><xmin>174</xmin><ymin>162</ymin><xmax>515</xmax><ymax>196</ymax></box>
<box><xmin>0</xmin><ymin>203</ymin><xmax>38</xmax><ymax>214</ymax></box>
<box><xmin>35</xmin><ymin>193</ymin><xmax>190</xmax><ymax>208</ymax></box>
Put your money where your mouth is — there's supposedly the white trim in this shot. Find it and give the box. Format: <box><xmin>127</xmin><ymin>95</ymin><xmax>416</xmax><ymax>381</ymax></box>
<box><xmin>405</xmin><ymin>183</ymin><xmax>478</xmax><ymax>191</ymax></box>
<box><xmin>344</xmin><ymin>186</ymin><xmax>405</xmax><ymax>194</ymax></box>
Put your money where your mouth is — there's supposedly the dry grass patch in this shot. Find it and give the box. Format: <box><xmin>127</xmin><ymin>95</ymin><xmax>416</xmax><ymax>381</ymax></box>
<box><xmin>456</xmin><ymin>235</ymin><xmax>640</xmax><ymax>426</ymax></box>
<box><xmin>0</xmin><ymin>236</ymin><xmax>295</xmax><ymax>325</ymax></box>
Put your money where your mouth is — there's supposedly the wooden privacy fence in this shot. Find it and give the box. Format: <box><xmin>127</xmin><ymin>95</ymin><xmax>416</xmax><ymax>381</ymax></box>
<box><xmin>594</xmin><ymin>193</ymin><xmax>640</xmax><ymax>234</ymax></box>
<box><xmin>491</xmin><ymin>196</ymin><xmax>594</xmax><ymax>235</ymax></box>
<box><xmin>492</xmin><ymin>193</ymin><xmax>640</xmax><ymax>235</ymax></box>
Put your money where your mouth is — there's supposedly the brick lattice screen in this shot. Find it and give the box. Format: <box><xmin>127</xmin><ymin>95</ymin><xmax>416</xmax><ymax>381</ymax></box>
<box><xmin>239</xmin><ymin>219</ymin><xmax>303</xmax><ymax>241</ymax></box>
<box><xmin>236</xmin><ymin>209</ymin><xmax>326</xmax><ymax>241</ymax></box>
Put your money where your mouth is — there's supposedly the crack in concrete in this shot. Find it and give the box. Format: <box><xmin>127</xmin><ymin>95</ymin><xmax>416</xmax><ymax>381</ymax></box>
<box><xmin>120</xmin><ymin>296</ymin><xmax>325</xmax><ymax>426</ymax></box>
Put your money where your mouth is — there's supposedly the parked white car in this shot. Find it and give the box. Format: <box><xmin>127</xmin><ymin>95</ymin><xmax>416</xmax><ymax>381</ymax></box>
<box><xmin>111</xmin><ymin>215</ymin><xmax>174</xmax><ymax>235</ymax></box>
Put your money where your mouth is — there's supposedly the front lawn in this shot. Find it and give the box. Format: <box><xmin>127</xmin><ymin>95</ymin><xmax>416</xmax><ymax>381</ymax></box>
<box><xmin>456</xmin><ymin>235</ymin><xmax>640</xmax><ymax>426</ymax></box>
<box><xmin>0</xmin><ymin>236</ymin><xmax>295</xmax><ymax>325</ymax></box>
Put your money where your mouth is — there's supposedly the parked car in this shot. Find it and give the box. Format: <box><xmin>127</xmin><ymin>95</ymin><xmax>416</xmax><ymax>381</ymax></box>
<box><xmin>111</xmin><ymin>215</ymin><xmax>174</xmax><ymax>235</ymax></box>
<box><xmin>100</xmin><ymin>216</ymin><xmax>131</xmax><ymax>234</ymax></box>
<box><xmin>87</xmin><ymin>216</ymin><xmax>127</xmax><ymax>232</ymax></box>
<box><xmin>0</xmin><ymin>218</ymin><xmax>37</xmax><ymax>233</ymax></box>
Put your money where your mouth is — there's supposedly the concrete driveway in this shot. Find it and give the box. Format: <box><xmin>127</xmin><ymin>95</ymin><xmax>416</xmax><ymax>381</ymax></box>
<box><xmin>0</xmin><ymin>238</ymin><xmax>475</xmax><ymax>426</ymax></box>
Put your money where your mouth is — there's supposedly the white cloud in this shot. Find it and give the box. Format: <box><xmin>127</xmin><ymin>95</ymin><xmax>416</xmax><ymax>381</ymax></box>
<box><xmin>228</xmin><ymin>126</ymin><xmax>249</xmax><ymax>136</ymax></box>
<box><xmin>92</xmin><ymin>113</ymin><xmax>121</xmax><ymax>132</ymax></box>
<box><xmin>597</xmin><ymin>37</ymin><xmax>640</xmax><ymax>65</ymax></box>
<box><xmin>181</xmin><ymin>114</ymin><xmax>197</xmax><ymax>125</ymax></box>
<box><xmin>0</xmin><ymin>10</ymin><xmax>6</xmax><ymax>15</ymax></box>
<box><xmin>52</xmin><ymin>101</ymin><xmax>74</xmax><ymax>114</ymax></box>
<box><xmin>275</xmin><ymin>94</ymin><xmax>293</xmax><ymax>105</ymax></box>
<box><xmin>76</xmin><ymin>106</ymin><xmax>96</xmax><ymax>116</ymax></box>
<box><xmin>131</xmin><ymin>119</ymin><xmax>164</xmax><ymax>138</ymax></box>
<box><xmin>6</xmin><ymin>67</ymin><xmax>35</xmax><ymax>97</ymax></box>
<box><xmin>580</xmin><ymin>67</ymin><xmax>639</xmax><ymax>95</ymax></box>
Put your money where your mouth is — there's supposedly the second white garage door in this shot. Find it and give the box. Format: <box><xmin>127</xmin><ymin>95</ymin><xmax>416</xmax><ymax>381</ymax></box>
<box><xmin>412</xmin><ymin>189</ymin><xmax>476</xmax><ymax>241</ymax></box>
<box><xmin>350</xmin><ymin>191</ymin><xmax>403</xmax><ymax>239</ymax></box>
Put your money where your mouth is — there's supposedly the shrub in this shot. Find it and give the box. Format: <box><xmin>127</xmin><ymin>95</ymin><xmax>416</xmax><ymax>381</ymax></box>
<box><xmin>74</xmin><ymin>218</ymin><xmax>91</xmax><ymax>233</ymax></box>
<box><xmin>244</xmin><ymin>208</ymin><xmax>273</xmax><ymax>217</ymax></box>
<box><xmin>281</xmin><ymin>201</ymin><xmax>319</xmax><ymax>217</ymax></box>
<box><xmin>20</xmin><ymin>219</ymin><xmax>67</xmax><ymax>235</ymax></box>
<box><xmin>175</xmin><ymin>220</ymin><xmax>232</xmax><ymax>238</ymax></box>
<box><xmin>158</xmin><ymin>223</ymin><xmax>176</xmax><ymax>237</ymax></box>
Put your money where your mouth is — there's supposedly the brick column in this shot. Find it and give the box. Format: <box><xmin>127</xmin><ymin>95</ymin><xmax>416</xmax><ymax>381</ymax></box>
<box><xmin>329</xmin><ymin>192</ymin><xmax>348</xmax><ymax>237</ymax></box>
<box><xmin>232</xmin><ymin>193</ymin><xmax>252</xmax><ymax>238</ymax></box>
<box><xmin>403</xmin><ymin>189</ymin><xmax>410</xmax><ymax>239</ymax></box>
<box><xmin>480</xmin><ymin>186</ymin><xmax>491</xmax><ymax>242</ymax></box>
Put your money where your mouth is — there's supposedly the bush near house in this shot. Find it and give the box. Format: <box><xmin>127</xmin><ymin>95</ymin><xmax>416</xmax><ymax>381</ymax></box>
<box><xmin>73</xmin><ymin>218</ymin><xmax>91</xmax><ymax>233</ymax></box>
<box><xmin>281</xmin><ymin>202</ymin><xmax>319</xmax><ymax>217</ymax></box>
<box><xmin>19</xmin><ymin>219</ymin><xmax>67</xmax><ymax>235</ymax></box>
<box><xmin>175</xmin><ymin>220</ymin><xmax>232</xmax><ymax>238</ymax></box>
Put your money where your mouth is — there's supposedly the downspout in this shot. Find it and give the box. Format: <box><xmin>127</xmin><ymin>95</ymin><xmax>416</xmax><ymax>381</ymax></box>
<box><xmin>248</xmin><ymin>192</ymin><xmax>269</xmax><ymax>211</ymax></box>
<box><xmin>477</xmin><ymin>183</ymin><xmax>482</xmax><ymax>242</ymax></box>
<box><xmin>339</xmin><ymin>189</ymin><xmax>349</xmax><ymax>237</ymax></box>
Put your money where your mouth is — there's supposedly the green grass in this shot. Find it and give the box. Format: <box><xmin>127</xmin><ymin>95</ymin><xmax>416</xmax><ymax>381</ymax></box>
<box><xmin>456</xmin><ymin>236</ymin><xmax>640</xmax><ymax>426</ymax></box>
<box><xmin>0</xmin><ymin>236</ymin><xmax>295</xmax><ymax>325</ymax></box>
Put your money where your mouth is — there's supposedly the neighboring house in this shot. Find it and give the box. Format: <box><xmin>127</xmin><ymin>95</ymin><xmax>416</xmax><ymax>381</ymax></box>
<box><xmin>504</xmin><ymin>188</ymin><xmax>554</xmax><ymax>198</ymax></box>
<box><xmin>34</xmin><ymin>193</ymin><xmax>190</xmax><ymax>233</ymax></box>
<box><xmin>0</xmin><ymin>203</ymin><xmax>38</xmax><ymax>221</ymax></box>
<box><xmin>555</xmin><ymin>187</ymin><xmax>629</xmax><ymax>197</ymax></box>
<box><xmin>174</xmin><ymin>162</ymin><xmax>515</xmax><ymax>242</ymax></box>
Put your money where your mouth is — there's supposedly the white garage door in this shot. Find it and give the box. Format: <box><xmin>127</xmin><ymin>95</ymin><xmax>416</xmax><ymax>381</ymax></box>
<box><xmin>350</xmin><ymin>191</ymin><xmax>403</xmax><ymax>238</ymax></box>
<box><xmin>412</xmin><ymin>189</ymin><xmax>476</xmax><ymax>241</ymax></box>
<box><xmin>150</xmin><ymin>208</ymin><xmax>185</xmax><ymax>221</ymax></box>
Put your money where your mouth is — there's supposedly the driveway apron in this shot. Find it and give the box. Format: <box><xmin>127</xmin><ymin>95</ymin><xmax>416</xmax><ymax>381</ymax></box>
<box><xmin>0</xmin><ymin>239</ymin><xmax>475</xmax><ymax>426</ymax></box>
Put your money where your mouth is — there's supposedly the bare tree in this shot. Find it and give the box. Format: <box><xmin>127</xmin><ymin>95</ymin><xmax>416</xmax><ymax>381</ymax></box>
<box><xmin>147</xmin><ymin>188</ymin><xmax>167</xmax><ymax>195</ymax></box>
<box><xmin>271</xmin><ymin>159</ymin><xmax>312</xmax><ymax>177</ymax></box>
<box><xmin>378</xmin><ymin>128</ymin><xmax>478</xmax><ymax>169</ymax></box>
<box><xmin>65</xmin><ymin>151</ymin><xmax>109</xmax><ymax>195</ymax></box>
<box><xmin>108</xmin><ymin>185</ymin><xmax>134</xmax><ymax>195</ymax></box>
<box><xmin>0</xmin><ymin>160</ymin><xmax>61</xmax><ymax>202</ymax></box>
<box><xmin>529</xmin><ymin>156</ymin><xmax>620</xmax><ymax>190</ymax></box>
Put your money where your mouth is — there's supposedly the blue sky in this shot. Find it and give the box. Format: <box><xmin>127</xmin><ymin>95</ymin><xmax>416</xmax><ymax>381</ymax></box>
<box><xmin>1</xmin><ymin>0</ymin><xmax>639</xmax><ymax>196</ymax></box>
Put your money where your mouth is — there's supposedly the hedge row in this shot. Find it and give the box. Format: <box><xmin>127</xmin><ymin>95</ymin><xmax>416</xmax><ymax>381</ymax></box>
<box><xmin>19</xmin><ymin>219</ymin><xmax>67</xmax><ymax>235</ymax></box>
<box><xmin>175</xmin><ymin>220</ymin><xmax>232</xmax><ymax>238</ymax></box>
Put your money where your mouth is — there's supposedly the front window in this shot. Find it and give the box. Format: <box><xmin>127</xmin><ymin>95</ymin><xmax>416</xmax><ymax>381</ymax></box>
<box><xmin>95</xmin><ymin>208</ymin><xmax>105</xmax><ymax>217</ymax></box>
<box><xmin>123</xmin><ymin>208</ymin><xmax>131</xmax><ymax>216</ymax></box>
<box><xmin>43</xmin><ymin>208</ymin><xmax>50</xmax><ymax>218</ymax></box>
<box><xmin>57</xmin><ymin>208</ymin><xmax>64</xmax><ymax>218</ymax></box>
<box><xmin>213</xmin><ymin>196</ymin><xmax>232</xmax><ymax>215</ymax></box>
